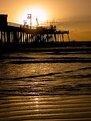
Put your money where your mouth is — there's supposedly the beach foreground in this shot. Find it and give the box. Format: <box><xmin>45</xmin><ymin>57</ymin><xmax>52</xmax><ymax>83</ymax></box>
<box><xmin>0</xmin><ymin>95</ymin><xmax>91</xmax><ymax>121</ymax></box>
<box><xmin>0</xmin><ymin>49</ymin><xmax>91</xmax><ymax>121</ymax></box>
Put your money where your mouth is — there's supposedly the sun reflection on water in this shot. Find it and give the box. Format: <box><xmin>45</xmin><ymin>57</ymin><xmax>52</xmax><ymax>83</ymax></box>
<box><xmin>34</xmin><ymin>97</ymin><xmax>39</xmax><ymax>111</ymax></box>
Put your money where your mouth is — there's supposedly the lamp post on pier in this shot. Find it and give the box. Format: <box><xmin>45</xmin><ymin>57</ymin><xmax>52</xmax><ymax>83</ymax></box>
<box><xmin>27</xmin><ymin>14</ymin><xmax>32</xmax><ymax>28</ymax></box>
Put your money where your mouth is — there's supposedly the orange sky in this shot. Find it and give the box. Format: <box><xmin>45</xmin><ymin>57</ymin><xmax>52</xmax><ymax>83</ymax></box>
<box><xmin>0</xmin><ymin>0</ymin><xmax>91</xmax><ymax>41</ymax></box>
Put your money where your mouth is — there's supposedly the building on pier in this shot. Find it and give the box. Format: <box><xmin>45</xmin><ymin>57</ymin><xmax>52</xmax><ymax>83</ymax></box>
<box><xmin>0</xmin><ymin>14</ymin><xmax>70</xmax><ymax>45</ymax></box>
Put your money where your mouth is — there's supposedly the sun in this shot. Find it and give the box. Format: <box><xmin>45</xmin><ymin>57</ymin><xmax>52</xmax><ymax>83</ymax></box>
<box><xmin>19</xmin><ymin>8</ymin><xmax>48</xmax><ymax>26</ymax></box>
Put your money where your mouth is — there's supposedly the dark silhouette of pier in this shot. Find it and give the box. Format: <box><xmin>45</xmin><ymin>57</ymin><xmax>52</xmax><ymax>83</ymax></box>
<box><xmin>0</xmin><ymin>14</ymin><xmax>70</xmax><ymax>46</ymax></box>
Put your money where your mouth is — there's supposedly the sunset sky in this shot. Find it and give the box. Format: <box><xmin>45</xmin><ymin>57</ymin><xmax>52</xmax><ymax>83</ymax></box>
<box><xmin>0</xmin><ymin>0</ymin><xmax>91</xmax><ymax>41</ymax></box>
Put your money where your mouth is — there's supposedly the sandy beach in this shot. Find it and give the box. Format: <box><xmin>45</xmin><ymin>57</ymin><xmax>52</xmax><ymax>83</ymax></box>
<box><xmin>0</xmin><ymin>50</ymin><xmax>91</xmax><ymax>121</ymax></box>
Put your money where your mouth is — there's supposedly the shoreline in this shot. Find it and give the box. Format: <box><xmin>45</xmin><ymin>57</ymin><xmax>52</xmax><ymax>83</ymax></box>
<box><xmin>0</xmin><ymin>41</ymin><xmax>91</xmax><ymax>53</ymax></box>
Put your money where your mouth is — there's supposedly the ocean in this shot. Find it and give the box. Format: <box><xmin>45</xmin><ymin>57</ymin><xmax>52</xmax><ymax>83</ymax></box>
<box><xmin>0</xmin><ymin>48</ymin><xmax>91</xmax><ymax>121</ymax></box>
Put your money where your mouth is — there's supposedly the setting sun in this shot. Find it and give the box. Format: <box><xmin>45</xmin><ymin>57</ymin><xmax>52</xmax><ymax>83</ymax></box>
<box><xmin>19</xmin><ymin>8</ymin><xmax>48</xmax><ymax>26</ymax></box>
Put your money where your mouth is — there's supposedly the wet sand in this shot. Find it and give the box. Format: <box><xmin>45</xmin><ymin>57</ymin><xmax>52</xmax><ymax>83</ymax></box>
<box><xmin>0</xmin><ymin>95</ymin><xmax>91</xmax><ymax>121</ymax></box>
<box><xmin>0</xmin><ymin>50</ymin><xmax>91</xmax><ymax>121</ymax></box>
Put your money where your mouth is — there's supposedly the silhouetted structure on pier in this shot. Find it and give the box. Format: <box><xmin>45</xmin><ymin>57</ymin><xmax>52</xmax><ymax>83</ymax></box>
<box><xmin>0</xmin><ymin>14</ymin><xmax>70</xmax><ymax>45</ymax></box>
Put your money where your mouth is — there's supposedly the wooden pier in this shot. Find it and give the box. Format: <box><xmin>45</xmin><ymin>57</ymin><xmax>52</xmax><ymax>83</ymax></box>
<box><xmin>0</xmin><ymin>14</ymin><xmax>70</xmax><ymax>45</ymax></box>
